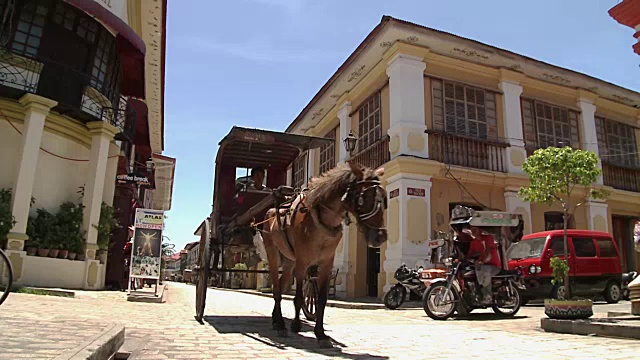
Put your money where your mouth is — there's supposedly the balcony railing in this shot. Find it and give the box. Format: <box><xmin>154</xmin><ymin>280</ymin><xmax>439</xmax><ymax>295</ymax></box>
<box><xmin>0</xmin><ymin>48</ymin><xmax>134</xmax><ymax>142</ymax></box>
<box><xmin>427</xmin><ymin>130</ymin><xmax>509</xmax><ymax>173</ymax></box>
<box><xmin>602</xmin><ymin>161</ymin><xmax>640</xmax><ymax>193</ymax></box>
<box><xmin>351</xmin><ymin>136</ymin><xmax>390</xmax><ymax>170</ymax></box>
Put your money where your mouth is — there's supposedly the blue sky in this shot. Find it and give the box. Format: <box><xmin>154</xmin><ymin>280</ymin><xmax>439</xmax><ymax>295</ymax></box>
<box><xmin>162</xmin><ymin>0</ymin><xmax>639</xmax><ymax>250</ymax></box>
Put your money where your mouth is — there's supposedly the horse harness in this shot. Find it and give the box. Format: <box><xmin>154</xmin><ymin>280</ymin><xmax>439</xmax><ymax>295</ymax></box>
<box><xmin>259</xmin><ymin>178</ymin><xmax>387</xmax><ymax>256</ymax></box>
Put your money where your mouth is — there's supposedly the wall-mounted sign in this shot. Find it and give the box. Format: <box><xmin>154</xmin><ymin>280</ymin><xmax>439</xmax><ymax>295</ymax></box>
<box><xmin>407</xmin><ymin>187</ymin><xmax>425</xmax><ymax>197</ymax></box>
<box><xmin>389</xmin><ymin>189</ymin><xmax>399</xmax><ymax>199</ymax></box>
<box><xmin>94</xmin><ymin>0</ymin><xmax>128</xmax><ymax>23</ymax></box>
<box><xmin>117</xmin><ymin>172</ymin><xmax>152</xmax><ymax>188</ymax></box>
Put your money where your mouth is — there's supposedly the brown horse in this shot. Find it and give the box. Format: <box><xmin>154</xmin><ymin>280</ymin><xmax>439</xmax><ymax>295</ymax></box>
<box><xmin>261</xmin><ymin>161</ymin><xmax>387</xmax><ymax>347</ymax></box>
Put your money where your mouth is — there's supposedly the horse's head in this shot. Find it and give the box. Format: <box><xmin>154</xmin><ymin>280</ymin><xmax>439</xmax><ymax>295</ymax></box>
<box><xmin>343</xmin><ymin>161</ymin><xmax>388</xmax><ymax>248</ymax></box>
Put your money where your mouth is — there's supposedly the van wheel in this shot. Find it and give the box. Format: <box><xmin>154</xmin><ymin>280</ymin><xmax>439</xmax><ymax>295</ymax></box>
<box><xmin>604</xmin><ymin>282</ymin><xmax>621</xmax><ymax>304</ymax></box>
<box><xmin>551</xmin><ymin>284</ymin><xmax>567</xmax><ymax>300</ymax></box>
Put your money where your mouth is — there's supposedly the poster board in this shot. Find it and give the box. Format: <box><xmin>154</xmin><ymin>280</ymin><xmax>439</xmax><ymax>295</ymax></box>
<box><xmin>129</xmin><ymin>208</ymin><xmax>164</xmax><ymax>279</ymax></box>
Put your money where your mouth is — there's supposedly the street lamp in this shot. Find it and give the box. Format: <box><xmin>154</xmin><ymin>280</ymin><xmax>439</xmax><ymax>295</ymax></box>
<box><xmin>146</xmin><ymin>157</ymin><xmax>155</xmax><ymax>172</ymax></box>
<box><xmin>343</xmin><ymin>131</ymin><xmax>358</xmax><ymax>158</ymax></box>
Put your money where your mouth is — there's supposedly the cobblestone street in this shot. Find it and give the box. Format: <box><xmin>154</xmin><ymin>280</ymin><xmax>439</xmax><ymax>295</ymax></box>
<box><xmin>2</xmin><ymin>282</ymin><xmax>640</xmax><ymax>359</ymax></box>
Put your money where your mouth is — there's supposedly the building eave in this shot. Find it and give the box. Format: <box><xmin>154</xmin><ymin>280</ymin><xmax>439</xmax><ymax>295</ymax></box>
<box><xmin>287</xmin><ymin>15</ymin><xmax>640</xmax><ymax>134</ymax></box>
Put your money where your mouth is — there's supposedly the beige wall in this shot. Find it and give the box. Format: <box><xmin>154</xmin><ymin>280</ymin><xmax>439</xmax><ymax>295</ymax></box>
<box><xmin>0</xmin><ymin>103</ymin><xmax>99</xmax><ymax>212</ymax></box>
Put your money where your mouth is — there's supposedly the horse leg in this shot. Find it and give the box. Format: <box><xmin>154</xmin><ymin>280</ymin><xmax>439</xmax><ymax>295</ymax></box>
<box><xmin>290</xmin><ymin>263</ymin><xmax>306</xmax><ymax>333</ymax></box>
<box><xmin>263</xmin><ymin>233</ymin><xmax>286</xmax><ymax>335</ymax></box>
<box><xmin>314</xmin><ymin>264</ymin><xmax>333</xmax><ymax>348</ymax></box>
<box><xmin>275</xmin><ymin>258</ymin><xmax>295</xmax><ymax>336</ymax></box>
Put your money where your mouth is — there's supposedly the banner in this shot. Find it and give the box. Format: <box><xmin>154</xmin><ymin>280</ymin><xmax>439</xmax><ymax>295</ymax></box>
<box><xmin>130</xmin><ymin>208</ymin><xmax>164</xmax><ymax>279</ymax></box>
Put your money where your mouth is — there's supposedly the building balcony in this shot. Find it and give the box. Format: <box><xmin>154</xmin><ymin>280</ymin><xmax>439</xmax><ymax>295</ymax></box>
<box><xmin>602</xmin><ymin>161</ymin><xmax>640</xmax><ymax>193</ymax></box>
<box><xmin>427</xmin><ymin>130</ymin><xmax>509</xmax><ymax>173</ymax></box>
<box><xmin>351</xmin><ymin>136</ymin><xmax>390</xmax><ymax>170</ymax></box>
<box><xmin>0</xmin><ymin>48</ymin><xmax>135</xmax><ymax>142</ymax></box>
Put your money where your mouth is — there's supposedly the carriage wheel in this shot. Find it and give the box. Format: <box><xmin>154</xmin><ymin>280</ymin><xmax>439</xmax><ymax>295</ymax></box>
<box><xmin>302</xmin><ymin>277</ymin><xmax>318</xmax><ymax>321</ymax></box>
<box><xmin>195</xmin><ymin>220</ymin><xmax>210</xmax><ymax>323</ymax></box>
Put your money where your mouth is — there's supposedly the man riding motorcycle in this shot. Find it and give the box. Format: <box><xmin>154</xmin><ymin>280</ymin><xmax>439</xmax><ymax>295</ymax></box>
<box><xmin>465</xmin><ymin>225</ymin><xmax>502</xmax><ymax>304</ymax></box>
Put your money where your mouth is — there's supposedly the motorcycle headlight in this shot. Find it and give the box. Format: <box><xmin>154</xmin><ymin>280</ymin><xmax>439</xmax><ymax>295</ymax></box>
<box><xmin>528</xmin><ymin>264</ymin><xmax>537</xmax><ymax>274</ymax></box>
<box><xmin>443</xmin><ymin>258</ymin><xmax>453</xmax><ymax>266</ymax></box>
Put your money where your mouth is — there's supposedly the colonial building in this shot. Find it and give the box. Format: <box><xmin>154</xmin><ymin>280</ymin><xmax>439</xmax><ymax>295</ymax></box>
<box><xmin>285</xmin><ymin>16</ymin><xmax>640</xmax><ymax>299</ymax></box>
<box><xmin>0</xmin><ymin>0</ymin><xmax>174</xmax><ymax>290</ymax></box>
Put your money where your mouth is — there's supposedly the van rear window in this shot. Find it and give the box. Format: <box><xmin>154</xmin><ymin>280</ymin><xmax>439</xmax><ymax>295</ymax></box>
<box><xmin>596</xmin><ymin>238</ymin><xmax>617</xmax><ymax>258</ymax></box>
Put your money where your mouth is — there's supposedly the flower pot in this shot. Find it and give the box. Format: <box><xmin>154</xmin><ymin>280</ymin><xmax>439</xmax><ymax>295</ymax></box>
<box><xmin>544</xmin><ymin>298</ymin><xmax>593</xmax><ymax>319</ymax></box>
<box><xmin>76</xmin><ymin>253</ymin><xmax>85</xmax><ymax>261</ymax></box>
<box><xmin>37</xmin><ymin>248</ymin><xmax>49</xmax><ymax>257</ymax></box>
<box><xmin>58</xmin><ymin>249</ymin><xmax>69</xmax><ymax>259</ymax></box>
<box><xmin>68</xmin><ymin>252</ymin><xmax>77</xmax><ymax>260</ymax></box>
<box><xmin>48</xmin><ymin>249</ymin><xmax>59</xmax><ymax>258</ymax></box>
<box><xmin>26</xmin><ymin>247</ymin><xmax>37</xmax><ymax>256</ymax></box>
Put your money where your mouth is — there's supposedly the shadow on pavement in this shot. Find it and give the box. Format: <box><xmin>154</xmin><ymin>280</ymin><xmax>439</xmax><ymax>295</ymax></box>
<box><xmin>203</xmin><ymin>315</ymin><xmax>389</xmax><ymax>360</ymax></box>
<box><xmin>452</xmin><ymin>313</ymin><xmax>529</xmax><ymax>321</ymax></box>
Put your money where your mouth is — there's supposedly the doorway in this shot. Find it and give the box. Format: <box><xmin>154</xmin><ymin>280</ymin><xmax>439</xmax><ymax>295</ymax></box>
<box><xmin>612</xmin><ymin>216</ymin><xmax>639</xmax><ymax>272</ymax></box>
<box><xmin>366</xmin><ymin>247</ymin><xmax>380</xmax><ymax>297</ymax></box>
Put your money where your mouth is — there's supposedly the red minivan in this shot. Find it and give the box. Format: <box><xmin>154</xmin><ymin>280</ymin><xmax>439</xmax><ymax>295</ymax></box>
<box><xmin>506</xmin><ymin>230</ymin><xmax>623</xmax><ymax>304</ymax></box>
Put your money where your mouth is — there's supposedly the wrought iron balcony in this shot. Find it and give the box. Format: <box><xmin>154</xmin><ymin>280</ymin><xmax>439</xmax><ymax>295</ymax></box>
<box><xmin>351</xmin><ymin>136</ymin><xmax>390</xmax><ymax>170</ymax></box>
<box><xmin>0</xmin><ymin>48</ymin><xmax>134</xmax><ymax>142</ymax></box>
<box><xmin>602</xmin><ymin>161</ymin><xmax>640</xmax><ymax>193</ymax></box>
<box><xmin>427</xmin><ymin>130</ymin><xmax>509</xmax><ymax>173</ymax></box>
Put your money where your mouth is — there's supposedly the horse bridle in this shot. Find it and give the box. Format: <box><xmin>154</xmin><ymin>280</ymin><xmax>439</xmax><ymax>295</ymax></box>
<box><xmin>341</xmin><ymin>179</ymin><xmax>387</xmax><ymax>230</ymax></box>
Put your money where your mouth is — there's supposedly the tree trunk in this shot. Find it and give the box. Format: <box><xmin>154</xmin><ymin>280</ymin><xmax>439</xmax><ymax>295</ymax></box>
<box><xmin>563</xmin><ymin>212</ymin><xmax>571</xmax><ymax>299</ymax></box>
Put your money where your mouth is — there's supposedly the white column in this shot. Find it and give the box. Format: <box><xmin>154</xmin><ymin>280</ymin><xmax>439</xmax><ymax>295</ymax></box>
<box><xmin>585</xmin><ymin>200</ymin><xmax>609</xmax><ymax>232</ymax></box>
<box><xmin>499</xmin><ymin>80</ymin><xmax>527</xmax><ymax>174</ymax></box>
<box><xmin>335</xmin><ymin>101</ymin><xmax>353</xmax><ymax>295</ymax></box>
<box><xmin>82</xmin><ymin>121</ymin><xmax>118</xmax><ymax>253</ymax></box>
<box><xmin>338</xmin><ymin>101</ymin><xmax>352</xmax><ymax>163</ymax></box>
<box><xmin>577</xmin><ymin>96</ymin><xmax>603</xmax><ymax>185</ymax></box>
<box><xmin>102</xmin><ymin>142</ymin><xmax>120</xmax><ymax>206</ymax></box>
<box><xmin>6</xmin><ymin>94</ymin><xmax>57</xmax><ymax>250</ymax></box>
<box><xmin>504</xmin><ymin>188</ymin><xmax>532</xmax><ymax>235</ymax></box>
<box><xmin>382</xmin><ymin>173</ymin><xmax>432</xmax><ymax>293</ymax></box>
<box><xmin>307</xmin><ymin>148</ymin><xmax>317</xmax><ymax>181</ymax></box>
<box><xmin>286</xmin><ymin>168</ymin><xmax>292</xmax><ymax>187</ymax></box>
<box><xmin>386</xmin><ymin>53</ymin><xmax>428</xmax><ymax>159</ymax></box>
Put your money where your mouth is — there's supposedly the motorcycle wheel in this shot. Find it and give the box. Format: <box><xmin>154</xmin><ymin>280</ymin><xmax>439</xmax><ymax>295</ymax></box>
<box><xmin>423</xmin><ymin>283</ymin><xmax>457</xmax><ymax>320</ymax></box>
<box><xmin>383</xmin><ymin>285</ymin><xmax>406</xmax><ymax>310</ymax></box>
<box><xmin>492</xmin><ymin>282</ymin><xmax>521</xmax><ymax>317</ymax></box>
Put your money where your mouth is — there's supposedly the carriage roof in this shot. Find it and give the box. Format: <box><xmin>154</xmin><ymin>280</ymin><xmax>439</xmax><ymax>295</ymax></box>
<box><xmin>449</xmin><ymin>205</ymin><xmax>521</xmax><ymax>227</ymax></box>
<box><xmin>214</xmin><ymin>126</ymin><xmax>334</xmax><ymax>169</ymax></box>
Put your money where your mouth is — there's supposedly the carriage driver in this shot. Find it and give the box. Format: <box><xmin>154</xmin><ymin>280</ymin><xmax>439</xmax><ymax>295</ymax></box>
<box><xmin>467</xmin><ymin>225</ymin><xmax>502</xmax><ymax>305</ymax></box>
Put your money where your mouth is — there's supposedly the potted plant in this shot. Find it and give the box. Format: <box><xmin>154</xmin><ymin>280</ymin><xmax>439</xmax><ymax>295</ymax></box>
<box><xmin>95</xmin><ymin>202</ymin><xmax>119</xmax><ymax>264</ymax></box>
<box><xmin>543</xmin><ymin>256</ymin><xmax>593</xmax><ymax>319</ymax></box>
<box><xmin>54</xmin><ymin>202</ymin><xmax>84</xmax><ymax>259</ymax></box>
<box><xmin>518</xmin><ymin>146</ymin><xmax>608</xmax><ymax>319</ymax></box>
<box><xmin>29</xmin><ymin>209</ymin><xmax>56</xmax><ymax>257</ymax></box>
<box><xmin>231</xmin><ymin>262</ymin><xmax>247</xmax><ymax>288</ymax></box>
<box><xmin>0</xmin><ymin>188</ymin><xmax>16</xmax><ymax>250</ymax></box>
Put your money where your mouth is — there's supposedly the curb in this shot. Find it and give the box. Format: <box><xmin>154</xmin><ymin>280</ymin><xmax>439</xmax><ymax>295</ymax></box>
<box><xmin>216</xmin><ymin>288</ymin><xmax>386</xmax><ymax>310</ymax></box>
<box><xmin>54</xmin><ymin>323</ymin><xmax>125</xmax><ymax>360</ymax></box>
<box><xmin>127</xmin><ymin>284</ymin><xmax>167</xmax><ymax>303</ymax></box>
<box><xmin>541</xmin><ymin>317</ymin><xmax>640</xmax><ymax>340</ymax></box>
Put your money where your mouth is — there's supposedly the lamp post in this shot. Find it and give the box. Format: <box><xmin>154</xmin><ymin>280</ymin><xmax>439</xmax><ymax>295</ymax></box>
<box><xmin>343</xmin><ymin>131</ymin><xmax>358</xmax><ymax>161</ymax></box>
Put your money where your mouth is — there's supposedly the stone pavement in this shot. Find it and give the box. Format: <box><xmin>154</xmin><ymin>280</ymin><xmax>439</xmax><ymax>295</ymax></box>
<box><xmin>1</xmin><ymin>283</ymin><xmax>640</xmax><ymax>359</ymax></box>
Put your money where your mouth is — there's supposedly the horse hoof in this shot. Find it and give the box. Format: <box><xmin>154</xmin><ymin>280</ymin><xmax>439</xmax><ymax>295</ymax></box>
<box><xmin>318</xmin><ymin>338</ymin><xmax>333</xmax><ymax>348</ymax></box>
<box><xmin>290</xmin><ymin>320</ymin><xmax>301</xmax><ymax>333</ymax></box>
<box><xmin>277</xmin><ymin>329</ymin><xmax>289</xmax><ymax>337</ymax></box>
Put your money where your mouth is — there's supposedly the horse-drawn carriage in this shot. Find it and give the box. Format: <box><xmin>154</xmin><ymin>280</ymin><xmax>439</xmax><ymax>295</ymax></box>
<box><xmin>194</xmin><ymin>126</ymin><xmax>388</xmax><ymax>347</ymax></box>
<box><xmin>194</xmin><ymin>126</ymin><xmax>334</xmax><ymax>321</ymax></box>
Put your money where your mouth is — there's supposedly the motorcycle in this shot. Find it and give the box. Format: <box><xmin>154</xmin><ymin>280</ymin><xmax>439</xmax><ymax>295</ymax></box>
<box><xmin>622</xmin><ymin>271</ymin><xmax>638</xmax><ymax>300</ymax></box>
<box><xmin>423</xmin><ymin>254</ymin><xmax>526</xmax><ymax>320</ymax></box>
<box><xmin>383</xmin><ymin>264</ymin><xmax>425</xmax><ymax>310</ymax></box>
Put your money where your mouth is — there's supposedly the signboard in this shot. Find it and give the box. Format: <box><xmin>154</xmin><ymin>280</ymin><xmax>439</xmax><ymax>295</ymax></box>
<box><xmin>407</xmin><ymin>187</ymin><xmax>425</xmax><ymax>197</ymax></box>
<box><xmin>389</xmin><ymin>189</ymin><xmax>399</xmax><ymax>199</ymax></box>
<box><xmin>129</xmin><ymin>208</ymin><xmax>164</xmax><ymax>280</ymax></box>
<box><xmin>469</xmin><ymin>211</ymin><xmax>519</xmax><ymax>227</ymax></box>
<box><xmin>428</xmin><ymin>238</ymin><xmax>445</xmax><ymax>249</ymax></box>
<box><xmin>116</xmin><ymin>172</ymin><xmax>152</xmax><ymax>188</ymax></box>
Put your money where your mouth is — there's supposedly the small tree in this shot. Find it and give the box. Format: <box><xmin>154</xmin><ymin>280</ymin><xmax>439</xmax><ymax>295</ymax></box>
<box><xmin>518</xmin><ymin>146</ymin><xmax>608</xmax><ymax>299</ymax></box>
